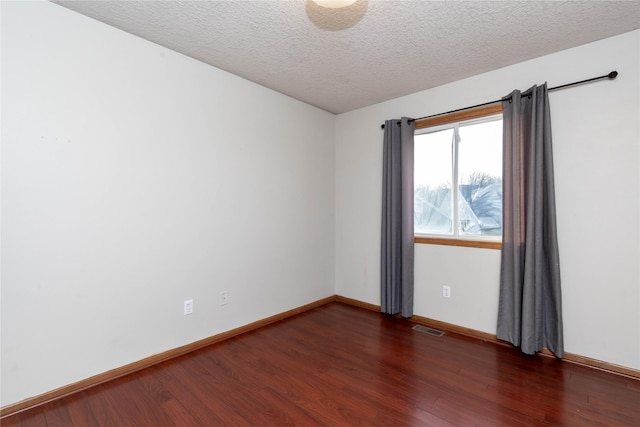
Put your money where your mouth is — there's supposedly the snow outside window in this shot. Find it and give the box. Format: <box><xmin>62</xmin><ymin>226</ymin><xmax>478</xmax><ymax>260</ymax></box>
<box><xmin>414</xmin><ymin>115</ymin><xmax>502</xmax><ymax>240</ymax></box>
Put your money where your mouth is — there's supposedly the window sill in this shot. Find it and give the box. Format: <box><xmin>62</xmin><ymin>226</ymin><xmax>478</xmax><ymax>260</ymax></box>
<box><xmin>414</xmin><ymin>236</ymin><xmax>502</xmax><ymax>250</ymax></box>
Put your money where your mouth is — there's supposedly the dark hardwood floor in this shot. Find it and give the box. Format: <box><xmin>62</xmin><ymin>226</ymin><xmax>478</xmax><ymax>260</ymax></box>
<box><xmin>3</xmin><ymin>302</ymin><xmax>640</xmax><ymax>426</ymax></box>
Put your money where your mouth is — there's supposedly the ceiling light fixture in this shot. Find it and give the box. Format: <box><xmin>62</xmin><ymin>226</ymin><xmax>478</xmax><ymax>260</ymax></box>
<box><xmin>306</xmin><ymin>0</ymin><xmax>367</xmax><ymax>31</ymax></box>
<box><xmin>311</xmin><ymin>0</ymin><xmax>357</xmax><ymax>8</ymax></box>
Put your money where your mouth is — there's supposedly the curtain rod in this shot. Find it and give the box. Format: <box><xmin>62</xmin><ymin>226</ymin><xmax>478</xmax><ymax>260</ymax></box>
<box><xmin>380</xmin><ymin>70</ymin><xmax>618</xmax><ymax>129</ymax></box>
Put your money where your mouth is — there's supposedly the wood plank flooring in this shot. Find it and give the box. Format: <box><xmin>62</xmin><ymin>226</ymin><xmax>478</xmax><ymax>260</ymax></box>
<box><xmin>3</xmin><ymin>302</ymin><xmax>639</xmax><ymax>426</ymax></box>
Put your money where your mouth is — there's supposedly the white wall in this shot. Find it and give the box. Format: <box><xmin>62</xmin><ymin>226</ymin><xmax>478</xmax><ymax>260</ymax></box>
<box><xmin>336</xmin><ymin>31</ymin><xmax>640</xmax><ymax>370</ymax></box>
<box><xmin>1</xmin><ymin>1</ymin><xmax>335</xmax><ymax>407</ymax></box>
<box><xmin>2</xmin><ymin>0</ymin><xmax>638</xmax><ymax>411</ymax></box>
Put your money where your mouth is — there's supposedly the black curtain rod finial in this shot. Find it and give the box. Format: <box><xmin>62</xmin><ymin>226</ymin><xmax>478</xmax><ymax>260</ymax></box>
<box><xmin>380</xmin><ymin>120</ymin><xmax>406</xmax><ymax>129</ymax></box>
<box><xmin>609</xmin><ymin>71</ymin><xmax>618</xmax><ymax>79</ymax></box>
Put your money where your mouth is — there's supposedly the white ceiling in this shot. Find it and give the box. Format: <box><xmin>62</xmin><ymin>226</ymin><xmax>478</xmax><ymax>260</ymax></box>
<box><xmin>52</xmin><ymin>0</ymin><xmax>640</xmax><ymax>114</ymax></box>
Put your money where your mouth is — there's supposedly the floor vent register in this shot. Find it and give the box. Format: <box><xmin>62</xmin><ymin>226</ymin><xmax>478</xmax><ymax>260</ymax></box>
<box><xmin>412</xmin><ymin>324</ymin><xmax>445</xmax><ymax>337</ymax></box>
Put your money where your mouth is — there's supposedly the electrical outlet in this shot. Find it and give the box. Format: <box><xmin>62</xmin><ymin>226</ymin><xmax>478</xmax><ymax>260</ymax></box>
<box><xmin>442</xmin><ymin>286</ymin><xmax>451</xmax><ymax>299</ymax></box>
<box><xmin>220</xmin><ymin>291</ymin><xmax>229</xmax><ymax>306</ymax></box>
<box><xmin>184</xmin><ymin>299</ymin><xmax>193</xmax><ymax>315</ymax></box>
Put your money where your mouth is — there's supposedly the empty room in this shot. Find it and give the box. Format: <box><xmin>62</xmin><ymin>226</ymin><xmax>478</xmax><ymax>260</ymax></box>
<box><xmin>1</xmin><ymin>0</ymin><xmax>639</xmax><ymax>425</ymax></box>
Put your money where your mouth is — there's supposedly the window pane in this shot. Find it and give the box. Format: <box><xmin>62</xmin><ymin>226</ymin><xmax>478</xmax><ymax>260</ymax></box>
<box><xmin>457</xmin><ymin>120</ymin><xmax>502</xmax><ymax>236</ymax></box>
<box><xmin>414</xmin><ymin>129</ymin><xmax>453</xmax><ymax>235</ymax></box>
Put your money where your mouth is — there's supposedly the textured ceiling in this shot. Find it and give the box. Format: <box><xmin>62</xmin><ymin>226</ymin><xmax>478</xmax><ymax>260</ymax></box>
<box><xmin>52</xmin><ymin>0</ymin><xmax>640</xmax><ymax>114</ymax></box>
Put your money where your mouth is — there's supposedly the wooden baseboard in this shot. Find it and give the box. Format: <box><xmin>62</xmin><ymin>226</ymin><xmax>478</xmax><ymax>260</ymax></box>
<box><xmin>4</xmin><ymin>294</ymin><xmax>638</xmax><ymax>418</ymax></box>
<box><xmin>538</xmin><ymin>348</ymin><xmax>640</xmax><ymax>379</ymax></box>
<box><xmin>334</xmin><ymin>295</ymin><xmax>380</xmax><ymax>311</ymax></box>
<box><xmin>409</xmin><ymin>313</ymin><xmax>506</xmax><ymax>344</ymax></box>
<box><xmin>0</xmin><ymin>295</ymin><xmax>337</xmax><ymax>419</ymax></box>
<box><xmin>335</xmin><ymin>297</ymin><xmax>640</xmax><ymax>381</ymax></box>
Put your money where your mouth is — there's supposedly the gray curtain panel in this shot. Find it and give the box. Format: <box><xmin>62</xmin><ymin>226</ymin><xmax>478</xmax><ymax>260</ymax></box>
<box><xmin>497</xmin><ymin>85</ymin><xmax>564</xmax><ymax>357</ymax></box>
<box><xmin>381</xmin><ymin>117</ymin><xmax>415</xmax><ymax>318</ymax></box>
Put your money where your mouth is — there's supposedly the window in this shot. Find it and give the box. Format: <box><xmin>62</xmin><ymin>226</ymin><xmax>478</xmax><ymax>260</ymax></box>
<box><xmin>414</xmin><ymin>105</ymin><xmax>503</xmax><ymax>249</ymax></box>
